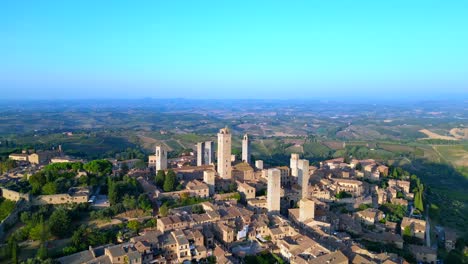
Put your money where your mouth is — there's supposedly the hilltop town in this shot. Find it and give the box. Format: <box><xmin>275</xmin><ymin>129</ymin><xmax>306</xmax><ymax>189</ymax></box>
<box><xmin>1</xmin><ymin>126</ymin><xmax>460</xmax><ymax>264</ymax></box>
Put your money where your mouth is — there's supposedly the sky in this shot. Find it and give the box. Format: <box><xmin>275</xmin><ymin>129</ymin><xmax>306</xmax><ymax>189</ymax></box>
<box><xmin>1</xmin><ymin>0</ymin><xmax>467</xmax><ymax>100</ymax></box>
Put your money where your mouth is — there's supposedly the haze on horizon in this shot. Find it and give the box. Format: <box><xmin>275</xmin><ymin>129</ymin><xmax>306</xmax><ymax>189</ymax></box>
<box><xmin>1</xmin><ymin>0</ymin><xmax>467</xmax><ymax>100</ymax></box>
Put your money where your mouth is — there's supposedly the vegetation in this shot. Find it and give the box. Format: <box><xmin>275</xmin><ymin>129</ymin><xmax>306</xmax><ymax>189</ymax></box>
<box><xmin>108</xmin><ymin>175</ymin><xmax>141</xmax><ymax>205</ymax></box>
<box><xmin>163</xmin><ymin>170</ymin><xmax>178</xmax><ymax>192</ymax></box>
<box><xmin>0</xmin><ymin>197</ymin><xmax>16</xmax><ymax>221</ymax></box>
<box><xmin>335</xmin><ymin>191</ymin><xmax>352</xmax><ymax>199</ymax></box>
<box><xmin>65</xmin><ymin>225</ymin><xmax>117</xmax><ymax>253</ymax></box>
<box><xmin>159</xmin><ymin>203</ymin><xmax>169</xmax><ymax>217</ymax></box>
<box><xmin>48</xmin><ymin>208</ymin><xmax>71</xmax><ymax>238</ymax></box>
<box><xmin>245</xmin><ymin>252</ymin><xmax>284</xmax><ymax>264</ymax></box>
<box><xmin>83</xmin><ymin>159</ymin><xmax>113</xmax><ymax>176</ymax></box>
<box><xmin>379</xmin><ymin>203</ymin><xmax>407</xmax><ymax>222</ymax></box>
<box><xmin>0</xmin><ymin>159</ymin><xmax>16</xmax><ymax>173</ymax></box>
<box><xmin>155</xmin><ymin>170</ymin><xmax>166</xmax><ymax>188</ymax></box>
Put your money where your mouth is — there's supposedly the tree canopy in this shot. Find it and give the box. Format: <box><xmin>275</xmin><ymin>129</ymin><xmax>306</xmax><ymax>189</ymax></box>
<box><xmin>83</xmin><ymin>159</ymin><xmax>113</xmax><ymax>176</ymax></box>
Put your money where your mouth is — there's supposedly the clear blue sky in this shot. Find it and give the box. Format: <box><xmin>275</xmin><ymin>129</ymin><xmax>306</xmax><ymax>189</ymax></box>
<box><xmin>1</xmin><ymin>0</ymin><xmax>467</xmax><ymax>99</ymax></box>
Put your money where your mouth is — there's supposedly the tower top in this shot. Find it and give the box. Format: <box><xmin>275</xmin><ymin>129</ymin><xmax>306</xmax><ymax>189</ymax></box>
<box><xmin>243</xmin><ymin>133</ymin><xmax>248</xmax><ymax>140</ymax></box>
<box><xmin>219</xmin><ymin>126</ymin><xmax>230</xmax><ymax>134</ymax></box>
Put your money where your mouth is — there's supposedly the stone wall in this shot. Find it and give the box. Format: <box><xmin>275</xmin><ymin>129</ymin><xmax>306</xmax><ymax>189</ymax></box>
<box><xmin>0</xmin><ymin>187</ymin><xmax>30</xmax><ymax>202</ymax></box>
<box><xmin>32</xmin><ymin>194</ymin><xmax>88</xmax><ymax>205</ymax></box>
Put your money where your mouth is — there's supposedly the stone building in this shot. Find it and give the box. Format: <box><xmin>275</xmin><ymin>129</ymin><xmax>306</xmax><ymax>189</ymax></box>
<box><xmin>203</xmin><ymin>170</ymin><xmax>215</xmax><ymax>196</ymax></box>
<box><xmin>155</xmin><ymin>145</ymin><xmax>167</xmax><ymax>171</ymax></box>
<box><xmin>204</xmin><ymin>141</ymin><xmax>214</xmax><ymax>165</ymax></box>
<box><xmin>242</xmin><ymin>134</ymin><xmax>251</xmax><ymax>164</ymax></box>
<box><xmin>297</xmin><ymin>159</ymin><xmax>310</xmax><ymax>199</ymax></box>
<box><xmin>217</xmin><ymin>127</ymin><xmax>232</xmax><ymax>179</ymax></box>
<box><xmin>237</xmin><ymin>181</ymin><xmax>255</xmax><ymax>201</ymax></box>
<box><xmin>196</xmin><ymin>142</ymin><xmax>205</xmax><ymax>166</ymax></box>
<box><xmin>290</xmin><ymin>153</ymin><xmax>300</xmax><ymax>177</ymax></box>
<box><xmin>267</xmin><ymin>168</ymin><xmax>281</xmax><ymax>213</ymax></box>
<box><xmin>298</xmin><ymin>198</ymin><xmax>315</xmax><ymax>222</ymax></box>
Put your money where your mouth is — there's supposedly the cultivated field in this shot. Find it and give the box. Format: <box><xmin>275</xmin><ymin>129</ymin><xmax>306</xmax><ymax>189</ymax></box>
<box><xmin>418</xmin><ymin>129</ymin><xmax>459</xmax><ymax>141</ymax></box>
<box><xmin>433</xmin><ymin>144</ymin><xmax>468</xmax><ymax>167</ymax></box>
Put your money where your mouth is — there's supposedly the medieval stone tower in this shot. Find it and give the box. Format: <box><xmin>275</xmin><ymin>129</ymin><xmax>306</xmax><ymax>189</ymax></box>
<box><xmin>242</xmin><ymin>134</ymin><xmax>250</xmax><ymax>164</ymax></box>
<box><xmin>290</xmin><ymin>153</ymin><xmax>300</xmax><ymax>177</ymax></box>
<box><xmin>204</xmin><ymin>141</ymin><xmax>214</xmax><ymax>165</ymax></box>
<box><xmin>299</xmin><ymin>198</ymin><xmax>315</xmax><ymax>222</ymax></box>
<box><xmin>196</xmin><ymin>142</ymin><xmax>205</xmax><ymax>166</ymax></box>
<box><xmin>155</xmin><ymin>145</ymin><xmax>167</xmax><ymax>171</ymax></box>
<box><xmin>298</xmin><ymin>159</ymin><xmax>310</xmax><ymax>199</ymax></box>
<box><xmin>217</xmin><ymin>127</ymin><xmax>232</xmax><ymax>179</ymax></box>
<box><xmin>267</xmin><ymin>168</ymin><xmax>281</xmax><ymax>213</ymax></box>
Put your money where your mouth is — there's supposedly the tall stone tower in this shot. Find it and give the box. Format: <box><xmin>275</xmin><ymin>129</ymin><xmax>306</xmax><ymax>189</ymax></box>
<box><xmin>217</xmin><ymin>127</ymin><xmax>232</xmax><ymax>179</ymax></box>
<box><xmin>267</xmin><ymin>168</ymin><xmax>281</xmax><ymax>213</ymax></box>
<box><xmin>155</xmin><ymin>145</ymin><xmax>167</xmax><ymax>171</ymax></box>
<box><xmin>299</xmin><ymin>198</ymin><xmax>315</xmax><ymax>222</ymax></box>
<box><xmin>203</xmin><ymin>170</ymin><xmax>216</xmax><ymax>196</ymax></box>
<box><xmin>242</xmin><ymin>134</ymin><xmax>251</xmax><ymax>164</ymax></box>
<box><xmin>297</xmin><ymin>159</ymin><xmax>310</xmax><ymax>199</ymax></box>
<box><xmin>290</xmin><ymin>153</ymin><xmax>300</xmax><ymax>177</ymax></box>
<box><xmin>196</xmin><ymin>142</ymin><xmax>205</xmax><ymax>166</ymax></box>
<box><xmin>204</xmin><ymin>141</ymin><xmax>214</xmax><ymax>165</ymax></box>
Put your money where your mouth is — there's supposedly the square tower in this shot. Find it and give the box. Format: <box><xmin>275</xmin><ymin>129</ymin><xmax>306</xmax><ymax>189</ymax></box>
<box><xmin>217</xmin><ymin>127</ymin><xmax>232</xmax><ymax>179</ymax></box>
<box><xmin>196</xmin><ymin>142</ymin><xmax>205</xmax><ymax>166</ymax></box>
<box><xmin>298</xmin><ymin>159</ymin><xmax>310</xmax><ymax>199</ymax></box>
<box><xmin>290</xmin><ymin>153</ymin><xmax>300</xmax><ymax>177</ymax></box>
<box><xmin>204</xmin><ymin>141</ymin><xmax>214</xmax><ymax>165</ymax></box>
<box><xmin>267</xmin><ymin>168</ymin><xmax>281</xmax><ymax>213</ymax></box>
<box><xmin>299</xmin><ymin>198</ymin><xmax>315</xmax><ymax>222</ymax></box>
<box><xmin>203</xmin><ymin>170</ymin><xmax>216</xmax><ymax>196</ymax></box>
<box><xmin>242</xmin><ymin>134</ymin><xmax>251</xmax><ymax>164</ymax></box>
<box><xmin>155</xmin><ymin>145</ymin><xmax>167</xmax><ymax>171</ymax></box>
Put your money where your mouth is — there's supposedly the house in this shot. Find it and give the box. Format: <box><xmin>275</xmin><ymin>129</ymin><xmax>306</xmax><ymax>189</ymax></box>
<box><xmin>355</xmin><ymin>208</ymin><xmax>384</xmax><ymax>225</ymax></box>
<box><xmin>213</xmin><ymin>222</ymin><xmax>235</xmax><ymax>245</ymax></box>
<box><xmin>8</xmin><ymin>153</ymin><xmax>29</xmax><ymax>162</ymax></box>
<box><xmin>232</xmin><ymin>162</ymin><xmax>254</xmax><ymax>181</ymax></box>
<box><xmin>105</xmin><ymin>244</ymin><xmax>142</xmax><ymax>264</ymax></box>
<box><xmin>391</xmin><ymin>198</ymin><xmax>408</xmax><ymax>207</ymax></box>
<box><xmin>333</xmin><ymin>178</ymin><xmax>366</xmax><ymax>197</ymax></box>
<box><xmin>401</xmin><ymin>217</ymin><xmax>426</xmax><ymax>240</ymax></box>
<box><xmin>237</xmin><ymin>181</ymin><xmax>256</xmax><ymax>201</ymax></box>
<box><xmin>308</xmin><ymin>250</ymin><xmax>348</xmax><ymax>264</ymax></box>
<box><xmin>186</xmin><ymin>180</ymin><xmax>210</xmax><ymax>198</ymax></box>
<box><xmin>278</xmin><ymin>234</ymin><xmax>329</xmax><ymax>261</ymax></box>
<box><xmin>388</xmin><ymin>180</ymin><xmax>411</xmax><ymax>194</ymax></box>
<box><xmin>409</xmin><ymin>245</ymin><xmax>437</xmax><ymax>263</ymax></box>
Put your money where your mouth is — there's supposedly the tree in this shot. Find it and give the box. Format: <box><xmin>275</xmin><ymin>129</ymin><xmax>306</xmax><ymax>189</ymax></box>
<box><xmin>355</xmin><ymin>163</ymin><xmax>362</xmax><ymax>171</ymax></box>
<box><xmin>134</xmin><ymin>160</ymin><xmax>146</xmax><ymax>169</ymax></box>
<box><xmin>41</xmin><ymin>182</ymin><xmax>58</xmax><ymax>195</ymax></box>
<box><xmin>228</xmin><ymin>182</ymin><xmax>238</xmax><ymax>192</ymax></box>
<box><xmin>159</xmin><ymin>203</ymin><xmax>169</xmax><ymax>217</ymax></box>
<box><xmin>403</xmin><ymin>226</ymin><xmax>412</xmax><ymax>237</ymax></box>
<box><xmin>83</xmin><ymin>159</ymin><xmax>113</xmax><ymax>176</ymax></box>
<box><xmin>138</xmin><ymin>194</ymin><xmax>152</xmax><ymax>211</ymax></box>
<box><xmin>163</xmin><ymin>170</ymin><xmax>177</xmax><ymax>192</ymax></box>
<box><xmin>127</xmin><ymin>220</ymin><xmax>140</xmax><ymax>232</ymax></box>
<box><xmin>192</xmin><ymin>204</ymin><xmax>205</xmax><ymax>214</ymax></box>
<box><xmin>123</xmin><ymin>194</ymin><xmax>137</xmax><ymax>211</ymax></box>
<box><xmin>36</xmin><ymin>216</ymin><xmax>49</xmax><ymax>260</ymax></box>
<box><xmin>49</xmin><ymin>208</ymin><xmax>71</xmax><ymax>238</ymax></box>
<box><xmin>8</xmin><ymin>236</ymin><xmax>19</xmax><ymax>264</ymax></box>
<box><xmin>120</xmin><ymin>162</ymin><xmax>129</xmax><ymax>175</ymax></box>
<box><xmin>155</xmin><ymin>170</ymin><xmax>166</xmax><ymax>188</ymax></box>
<box><xmin>414</xmin><ymin>183</ymin><xmax>424</xmax><ymax>212</ymax></box>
